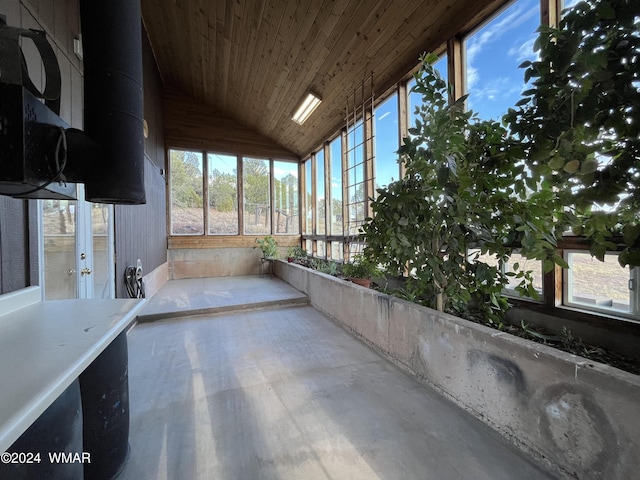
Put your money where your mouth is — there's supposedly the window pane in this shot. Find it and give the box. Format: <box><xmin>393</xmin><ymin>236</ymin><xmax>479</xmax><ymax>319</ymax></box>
<box><xmin>409</xmin><ymin>55</ymin><xmax>447</xmax><ymax>134</ymax></box>
<box><xmin>330</xmin><ymin>241</ymin><xmax>343</xmax><ymax>261</ymax></box>
<box><xmin>274</xmin><ymin>161</ymin><xmax>299</xmax><ymax>234</ymax></box>
<box><xmin>504</xmin><ymin>253</ymin><xmax>543</xmax><ymax>295</ymax></box>
<box><xmin>374</xmin><ymin>92</ymin><xmax>399</xmax><ymax>190</ymax></box>
<box><xmin>330</xmin><ymin>137</ymin><xmax>343</xmax><ymax>235</ymax></box>
<box><xmin>170</xmin><ymin>149</ymin><xmax>204</xmax><ymax>235</ymax></box>
<box><xmin>305</xmin><ymin>159</ymin><xmax>312</xmax><ymax>234</ymax></box>
<box><xmin>316</xmin><ymin>150</ymin><xmax>326</xmax><ymax>235</ymax></box>
<box><xmin>465</xmin><ymin>0</ymin><xmax>539</xmax><ymax>121</ymax></box>
<box><xmin>566</xmin><ymin>252</ymin><xmax>632</xmax><ymax>313</ymax></box>
<box><xmin>243</xmin><ymin>157</ymin><xmax>271</xmax><ymax>234</ymax></box>
<box><xmin>208</xmin><ymin>153</ymin><xmax>238</xmax><ymax>235</ymax></box>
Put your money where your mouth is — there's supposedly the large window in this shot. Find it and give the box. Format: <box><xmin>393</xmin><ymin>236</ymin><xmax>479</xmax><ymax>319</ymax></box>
<box><xmin>464</xmin><ymin>0</ymin><xmax>540</xmax><ymax>121</ymax></box>
<box><xmin>329</xmin><ymin>137</ymin><xmax>343</xmax><ymax>236</ymax></box>
<box><xmin>345</xmin><ymin>120</ymin><xmax>366</xmax><ymax>236</ymax></box>
<box><xmin>170</xmin><ymin>149</ymin><xmax>204</xmax><ymax>235</ymax></box>
<box><xmin>409</xmin><ymin>55</ymin><xmax>447</xmax><ymax>129</ymax></box>
<box><xmin>243</xmin><ymin>157</ymin><xmax>271</xmax><ymax>235</ymax></box>
<box><xmin>316</xmin><ymin>149</ymin><xmax>326</xmax><ymax>235</ymax></box>
<box><xmin>374</xmin><ymin>92</ymin><xmax>399</xmax><ymax>190</ymax></box>
<box><xmin>170</xmin><ymin>149</ymin><xmax>297</xmax><ymax>237</ymax></box>
<box><xmin>274</xmin><ymin>161</ymin><xmax>299</xmax><ymax>234</ymax></box>
<box><xmin>304</xmin><ymin>158</ymin><xmax>312</xmax><ymax>234</ymax></box>
<box><xmin>208</xmin><ymin>153</ymin><xmax>238</xmax><ymax>235</ymax></box>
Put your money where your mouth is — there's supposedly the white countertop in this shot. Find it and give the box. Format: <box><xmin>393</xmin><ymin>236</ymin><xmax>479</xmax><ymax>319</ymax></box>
<box><xmin>0</xmin><ymin>289</ymin><xmax>146</xmax><ymax>452</ymax></box>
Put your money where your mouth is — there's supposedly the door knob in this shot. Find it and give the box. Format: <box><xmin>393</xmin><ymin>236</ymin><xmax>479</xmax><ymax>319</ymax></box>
<box><xmin>81</xmin><ymin>267</ymin><xmax>92</xmax><ymax>275</ymax></box>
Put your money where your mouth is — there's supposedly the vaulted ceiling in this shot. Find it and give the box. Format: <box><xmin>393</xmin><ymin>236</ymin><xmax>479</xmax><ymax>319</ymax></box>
<box><xmin>141</xmin><ymin>0</ymin><xmax>506</xmax><ymax>158</ymax></box>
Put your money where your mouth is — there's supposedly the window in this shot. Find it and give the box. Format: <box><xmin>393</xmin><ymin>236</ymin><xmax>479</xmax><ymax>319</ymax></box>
<box><xmin>469</xmin><ymin>249</ymin><xmax>543</xmax><ymax>300</ymax></box>
<box><xmin>273</xmin><ymin>161</ymin><xmax>299</xmax><ymax>234</ymax></box>
<box><xmin>345</xmin><ymin>120</ymin><xmax>366</xmax><ymax>236</ymax></box>
<box><xmin>374</xmin><ymin>92</ymin><xmax>399</xmax><ymax>190</ymax></box>
<box><xmin>169</xmin><ymin>149</ymin><xmax>297</xmax><ymax>237</ymax></box>
<box><xmin>464</xmin><ymin>0</ymin><xmax>540</xmax><ymax>121</ymax></box>
<box><xmin>564</xmin><ymin>251</ymin><xmax>639</xmax><ymax>317</ymax></box>
<box><xmin>408</xmin><ymin>55</ymin><xmax>447</xmax><ymax>130</ymax></box>
<box><xmin>208</xmin><ymin>153</ymin><xmax>238</xmax><ymax>235</ymax></box>
<box><xmin>243</xmin><ymin>157</ymin><xmax>271</xmax><ymax>235</ymax></box>
<box><xmin>504</xmin><ymin>252</ymin><xmax>543</xmax><ymax>297</ymax></box>
<box><xmin>316</xmin><ymin>149</ymin><xmax>326</xmax><ymax>235</ymax></box>
<box><xmin>329</xmin><ymin>137</ymin><xmax>343</xmax><ymax>235</ymax></box>
<box><xmin>304</xmin><ymin>159</ymin><xmax>313</xmax><ymax>234</ymax></box>
<box><xmin>170</xmin><ymin>149</ymin><xmax>204</xmax><ymax>235</ymax></box>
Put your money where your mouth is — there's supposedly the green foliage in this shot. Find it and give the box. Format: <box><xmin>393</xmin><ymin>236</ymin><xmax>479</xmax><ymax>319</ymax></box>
<box><xmin>170</xmin><ymin>150</ymin><xmax>203</xmax><ymax>208</ymax></box>
<box><xmin>342</xmin><ymin>254</ymin><xmax>381</xmax><ymax>279</ymax></box>
<box><xmin>363</xmin><ymin>53</ymin><xmax>555</xmax><ymax>322</ymax></box>
<box><xmin>209</xmin><ymin>169</ymin><xmax>237</xmax><ymax>212</ymax></box>
<box><xmin>309</xmin><ymin>258</ymin><xmax>341</xmax><ymax>276</ymax></box>
<box><xmin>505</xmin><ymin>0</ymin><xmax>640</xmax><ymax>267</ymax></box>
<box><xmin>254</xmin><ymin>235</ymin><xmax>278</xmax><ymax>258</ymax></box>
<box><xmin>287</xmin><ymin>246</ymin><xmax>307</xmax><ymax>261</ymax></box>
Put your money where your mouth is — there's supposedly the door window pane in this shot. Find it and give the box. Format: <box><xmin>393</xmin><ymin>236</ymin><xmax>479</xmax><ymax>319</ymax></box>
<box><xmin>43</xmin><ymin>199</ymin><xmax>77</xmax><ymax>299</ymax></box>
<box><xmin>208</xmin><ymin>153</ymin><xmax>238</xmax><ymax>235</ymax></box>
<box><xmin>243</xmin><ymin>157</ymin><xmax>271</xmax><ymax>234</ymax></box>
<box><xmin>91</xmin><ymin>203</ymin><xmax>113</xmax><ymax>298</ymax></box>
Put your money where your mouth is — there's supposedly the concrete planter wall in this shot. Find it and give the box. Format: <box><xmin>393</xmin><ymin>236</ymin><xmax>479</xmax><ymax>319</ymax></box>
<box><xmin>275</xmin><ymin>260</ymin><xmax>640</xmax><ymax>480</ymax></box>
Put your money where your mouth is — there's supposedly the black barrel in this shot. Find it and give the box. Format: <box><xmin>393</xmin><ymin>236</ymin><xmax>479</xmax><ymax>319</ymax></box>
<box><xmin>79</xmin><ymin>331</ymin><xmax>131</xmax><ymax>480</ymax></box>
<box><xmin>0</xmin><ymin>380</ymin><xmax>84</xmax><ymax>480</ymax></box>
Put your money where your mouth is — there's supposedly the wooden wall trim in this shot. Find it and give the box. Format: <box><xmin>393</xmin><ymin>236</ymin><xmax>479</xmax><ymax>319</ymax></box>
<box><xmin>164</xmin><ymin>88</ymin><xmax>300</xmax><ymax>162</ymax></box>
<box><xmin>169</xmin><ymin>235</ymin><xmax>301</xmax><ymax>249</ymax></box>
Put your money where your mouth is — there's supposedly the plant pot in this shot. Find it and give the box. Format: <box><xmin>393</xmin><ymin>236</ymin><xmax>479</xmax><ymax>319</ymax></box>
<box><xmin>350</xmin><ymin>277</ymin><xmax>371</xmax><ymax>288</ymax></box>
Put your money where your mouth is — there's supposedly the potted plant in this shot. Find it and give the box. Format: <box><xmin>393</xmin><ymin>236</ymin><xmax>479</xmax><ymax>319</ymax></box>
<box><xmin>254</xmin><ymin>235</ymin><xmax>278</xmax><ymax>259</ymax></box>
<box><xmin>286</xmin><ymin>245</ymin><xmax>306</xmax><ymax>263</ymax></box>
<box><xmin>342</xmin><ymin>254</ymin><xmax>381</xmax><ymax>288</ymax></box>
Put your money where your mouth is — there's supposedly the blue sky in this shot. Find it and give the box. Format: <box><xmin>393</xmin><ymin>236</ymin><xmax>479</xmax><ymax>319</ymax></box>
<box><xmin>373</xmin><ymin>0</ymin><xmax>546</xmax><ymax>187</ymax></box>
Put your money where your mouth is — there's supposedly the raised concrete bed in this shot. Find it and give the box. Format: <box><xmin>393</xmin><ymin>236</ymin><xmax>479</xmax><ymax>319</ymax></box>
<box><xmin>275</xmin><ymin>260</ymin><xmax>640</xmax><ymax>480</ymax></box>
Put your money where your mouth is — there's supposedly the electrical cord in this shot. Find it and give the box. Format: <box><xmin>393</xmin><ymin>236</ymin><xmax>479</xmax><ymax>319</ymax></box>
<box><xmin>16</xmin><ymin>126</ymin><xmax>68</xmax><ymax>196</ymax></box>
<box><xmin>124</xmin><ymin>264</ymin><xmax>145</xmax><ymax>298</ymax></box>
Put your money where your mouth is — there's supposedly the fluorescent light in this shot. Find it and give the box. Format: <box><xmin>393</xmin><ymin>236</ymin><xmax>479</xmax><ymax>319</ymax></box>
<box><xmin>292</xmin><ymin>92</ymin><xmax>321</xmax><ymax>125</ymax></box>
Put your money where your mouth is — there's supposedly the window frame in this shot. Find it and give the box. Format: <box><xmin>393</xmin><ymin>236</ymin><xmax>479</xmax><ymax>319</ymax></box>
<box><xmin>168</xmin><ymin>147</ymin><xmax>300</xmax><ymax>239</ymax></box>
<box><xmin>562</xmin><ymin>250</ymin><xmax>639</xmax><ymax>320</ymax></box>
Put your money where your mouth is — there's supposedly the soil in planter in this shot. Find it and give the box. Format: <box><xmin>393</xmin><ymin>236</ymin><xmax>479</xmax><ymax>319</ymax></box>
<box><xmin>459</xmin><ymin>310</ymin><xmax>640</xmax><ymax>376</ymax></box>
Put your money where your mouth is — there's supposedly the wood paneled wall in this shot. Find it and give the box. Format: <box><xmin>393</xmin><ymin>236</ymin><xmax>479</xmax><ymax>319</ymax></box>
<box><xmin>164</xmin><ymin>88</ymin><xmax>299</xmax><ymax>161</ymax></box>
<box><xmin>114</xmin><ymin>29</ymin><xmax>168</xmax><ymax>298</ymax></box>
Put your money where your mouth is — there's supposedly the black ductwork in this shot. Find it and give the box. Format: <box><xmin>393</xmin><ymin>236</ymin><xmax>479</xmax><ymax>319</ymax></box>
<box><xmin>80</xmin><ymin>0</ymin><xmax>146</xmax><ymax>204</ymax></box>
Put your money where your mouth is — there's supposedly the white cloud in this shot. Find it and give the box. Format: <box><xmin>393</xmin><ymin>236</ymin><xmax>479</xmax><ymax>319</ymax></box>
<box><xmin>508</xmin><ymin>36</ymin><xmax>537</xmax><ymax>63</ymax></box>
<box><xmin>378</xmin><ymin>111</ymin><xmax>391</xmax><ymax>121</ymax></box>
<box><xmin>467</xmin><ymin>65</ymin><xmax>479</xmax><ymax>91</ymax></box>
<box><xmin>466</xmin><ymin>1</ymin><xmax>539</xmax><ymax>70</ymax></box>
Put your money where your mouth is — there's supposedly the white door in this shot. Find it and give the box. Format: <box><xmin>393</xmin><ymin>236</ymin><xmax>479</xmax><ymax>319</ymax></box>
<box><xmin>41</xmin><ymin>185</ymin><xmax>115</xmax><ymax>300</ymax></box>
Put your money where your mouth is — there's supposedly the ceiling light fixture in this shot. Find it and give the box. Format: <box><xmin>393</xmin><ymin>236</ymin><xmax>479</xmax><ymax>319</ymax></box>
<box><xmin>292</xmin><ymin>92</ymin><xmax>322</xmax><ymax>125</ymax></box>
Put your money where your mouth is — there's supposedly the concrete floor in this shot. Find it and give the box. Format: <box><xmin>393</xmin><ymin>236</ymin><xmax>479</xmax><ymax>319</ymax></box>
<box><xmin>138</xmin><ymin>275</ymin><xmax>309</xmax><ymax>322</ymax></box>
<box><xmin>120</xmin><ymin>276</ymin><xmax>555</xmax><ymax>480</ymax></box>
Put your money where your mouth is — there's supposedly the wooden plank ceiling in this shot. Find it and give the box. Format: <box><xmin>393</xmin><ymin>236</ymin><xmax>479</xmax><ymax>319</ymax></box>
<box><xmin>142</xmin><ymin>0</ymin><xmax>505</xmax><ymax>159</ymax></box>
